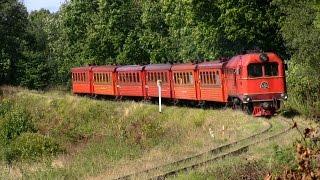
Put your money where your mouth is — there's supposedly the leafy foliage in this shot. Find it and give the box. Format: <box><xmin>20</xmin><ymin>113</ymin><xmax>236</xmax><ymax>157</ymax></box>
<box><xmin>0</xmin><ymin>98</ymin><xmax>61</xmax><ymax>163</ymax></box>
<box><xmin>0</xmin><ymin>107</ymin><xmax>36</xmax><ymax>145</ymax></box>
<box><xmin>275</xmin><ymin>0</ymin><xmax>320</xmax><ymax>118</ymax></box>
<box><xmin>0</xmin><ymin>0</ymin><xmax>28</xmax><ymax>84</ymax></box>
<box><xmin>8</xmin><ymin>132</ymin><xmax>60</xmax><ymax>161</ymax></box>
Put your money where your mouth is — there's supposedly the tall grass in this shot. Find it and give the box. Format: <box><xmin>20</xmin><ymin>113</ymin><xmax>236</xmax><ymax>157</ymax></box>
<box><xmin>0</xmin><ymin>87</ymin><xmax>268</xmax><ymax>179</ymax></box>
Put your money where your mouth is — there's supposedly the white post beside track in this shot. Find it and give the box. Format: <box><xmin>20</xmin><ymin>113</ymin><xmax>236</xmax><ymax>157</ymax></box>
<box><xmin>157</xmin><ymin>80</ymin><xmax>162</xmax><ymax>113</ymax></box>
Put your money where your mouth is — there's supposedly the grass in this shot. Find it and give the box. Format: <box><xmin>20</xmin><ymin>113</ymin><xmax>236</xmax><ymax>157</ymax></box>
<box><xmin>0</xmin><ymin>86</ymin><xmax>292</xmax><ymax>179</ymax></box>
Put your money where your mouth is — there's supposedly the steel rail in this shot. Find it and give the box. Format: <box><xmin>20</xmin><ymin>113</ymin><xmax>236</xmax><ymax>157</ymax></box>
<box><xmin>115</xmin><ymin>120</ymin><xmax>275</xmax><ymax>180</ymax></box>
<box><xmin>152</xmin><ymin>119</ymin><xmax>292</xmax><ymax>180</ymax></box>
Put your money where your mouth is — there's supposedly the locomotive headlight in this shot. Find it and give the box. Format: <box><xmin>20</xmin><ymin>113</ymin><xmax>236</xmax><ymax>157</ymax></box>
<box><xmin>281</xmin><ymin>93</ymin><xmax>288</xmax><ymax>100</ymax></box>
<box><xmin>243</xmin><ymin>95</ymin><xmax>251</xmax><ymax>103</ymax></box>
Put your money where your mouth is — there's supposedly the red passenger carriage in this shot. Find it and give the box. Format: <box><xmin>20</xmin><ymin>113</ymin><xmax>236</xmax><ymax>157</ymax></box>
<box><xmin>71</xmin><ymin>66</ymin><xmax>93</xmax><ymax>94</ymax></box>
<box><xmin>92</xmin><ymin>66</ymin><xmax>117</xmax><ymax>96</ymax></box>
<box><xmin>197</xmin><ymin>61</ymin><xmax>226</xmax><ymax>102</ymax></box>
<box><xmin>171</xmin><ymin>63</ymin><xmax>198</xmax><ymax>101</ymax></box>
<box><xmin>116</xmin><ymin>65</ymin><xmax>145</xmax><ymax>97</ymax></box>
<box><xmin>144</xmin><ymin>64</ymin><xmax>172</xmax><ymax>99</ymax></box>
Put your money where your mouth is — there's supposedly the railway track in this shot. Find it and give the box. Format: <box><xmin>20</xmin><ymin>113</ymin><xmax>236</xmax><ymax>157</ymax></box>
<box><xmin>115</xmin><ymin>119</ymin><xmax>293</xmax><ymax>180</ymax></box>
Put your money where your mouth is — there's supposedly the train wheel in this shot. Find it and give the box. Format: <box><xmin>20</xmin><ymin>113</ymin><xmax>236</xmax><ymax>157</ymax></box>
<box><xmin>173</xmin><ymin>99</ymin><xmax>179</xmax><ymax>106</ymax></box>
<box><xmin>232</xmin><ymin>98</ymin><xmax>241</xmax><ymax>110</ymax></box>
<box><xmin>243</xmin><ymin>103</ymin><xmax>253</xmax><ymax>115</ymax></box>
<box><xmin>199</xmin><ymin>101</ymin><xmax>206</xmax><ymax>108</ymax></box>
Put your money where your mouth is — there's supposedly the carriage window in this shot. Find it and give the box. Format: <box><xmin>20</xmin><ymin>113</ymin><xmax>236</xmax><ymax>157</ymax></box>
<box><xmin>174</xmin><ymin>72</ymin><xmax>193</xmax><ymax>85</ymax></box>
<box><xmin>120</xmin><ymin>73</ymin><xmax>123</xmax><ymax>83</ymax></box>
<box><xmin>182</xmin><ymin>72</ymin><xmax>185</xmax><ymax>84</ymax></box>
<box><xmin>265</xmin><ymin>63</ymin><xmax>278</xmax><ymax>76</ymax></box>
<box><xmin>200</xmin><ymin>71</ymin><xmax>221</xmax><ymax>86</ymax></box>
<box><xmin>248</xmin><ymin>64</ymin><xmax>263</xmax><ymax>77</ymax></box>
<box><xmin>185</xmin><ymin>73</ymin><xmax>188</xmax><ymax>84</ymax></box>
<box><xmin>164</xmin><ymin>72</ymin><xmax>167</xmax><ymax>82</ymax></box>
<box><xmin>210</xmin><ymin>72</ymin><xmax>213</xmax><ymax>84</ymax></box>
<box><xmin>205</xmin><ymin>72</ymin><xmax>209</xmax><ymax>84</ymax></box>
<box><xmin>136</xmin><ymin>73</ymin><xmax>140</xmax><ymax>82</ymax></box>
<box><xmin>148</xmin><ymin>72</ymin><xmax>167</xmax><ymax>83</ymax></box>
<box><xmin>132</xmin><ymin>73</ymin><xmax>136</xmax><ymax>82</ymax></box>
<box><xmin>216</xmin><ymin>71</ymin><xmax>220</xmax><ymax>85</ymax></box>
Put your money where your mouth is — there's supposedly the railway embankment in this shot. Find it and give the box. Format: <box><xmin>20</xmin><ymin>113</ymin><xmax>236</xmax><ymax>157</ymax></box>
<box><xmin>0</xmin><ymin>86</ymin><xmax>314</xmax><ymax>179</ymax></box>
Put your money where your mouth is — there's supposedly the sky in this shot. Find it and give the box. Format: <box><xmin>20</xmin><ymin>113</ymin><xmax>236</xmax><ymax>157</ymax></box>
<box><xmin>24</xmin><ymin>0</ymin><xmax>66</xmax><ymax>13</ymax></box>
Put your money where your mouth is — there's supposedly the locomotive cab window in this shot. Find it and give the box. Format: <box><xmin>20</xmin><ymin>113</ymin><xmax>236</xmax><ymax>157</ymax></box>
<box><xmin>248</xmin><ymin>64</ymin><xmax>263</xmax><ymax>77</ymax></box>
<box><xmin>265</xmin><ymin>62</ymin><xmax>278</xmax><ymax>76</ymax></box>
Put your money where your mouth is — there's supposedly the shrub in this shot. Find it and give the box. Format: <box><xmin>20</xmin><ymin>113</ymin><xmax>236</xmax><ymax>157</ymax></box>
<box><xmin>123</xmin><ymin>114</ymin><xmax>165</xmax><ymax>148</ymax></box>
<box><xmin>0</xmin><ymin>98</ymin><xmax>13</xmax><ymax>117</ymax></box>
<box><xmin>286</xmin><ymin>62</ymin><xmax>320</xmax><ymax>119</ymax></box>
<box><xmin>0</xmin><ymin>107</ymin><xmax>36</xmax><ymax>145</ymax></box>
<box><xmin>272</xmin><ymin>144</ymin><xmax>296</xmax><ymax>170</ymax></box>
<box><xmin>8</xmin><ymin>132</ymin><xmax>61</xmax><ymax>161</ymax></box>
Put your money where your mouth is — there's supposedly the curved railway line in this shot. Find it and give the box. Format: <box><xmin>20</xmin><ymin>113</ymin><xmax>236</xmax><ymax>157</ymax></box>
<box><xmin>115</xmin><ymin>119</ymin><xmax>293</xmax><ymax>180</ymax></box>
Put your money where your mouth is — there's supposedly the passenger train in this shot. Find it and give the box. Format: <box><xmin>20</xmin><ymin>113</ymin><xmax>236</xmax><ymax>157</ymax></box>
<box><xmin>71</xmin><ymin>52</ymin><xmax>288</xmax><ymax>117</ymax></box>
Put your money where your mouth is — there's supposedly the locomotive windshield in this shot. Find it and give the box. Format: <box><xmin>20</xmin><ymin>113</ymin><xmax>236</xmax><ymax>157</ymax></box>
<box><xmin>265</xmin><ymin>62</ymin><xmax>278</xmax><ymax>76</ymax></box>
<box><xmin>248</xmin><ymin>62</ymin><xmax>279</xmax><ymax>77</ymax></box>
<box><xmin>248</xmin><ymin>64</ymin><xmax>263</xmax><ymax>77</ymax></box>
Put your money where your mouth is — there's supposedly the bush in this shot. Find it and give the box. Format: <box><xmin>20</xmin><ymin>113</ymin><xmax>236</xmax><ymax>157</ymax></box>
<box><xmin>272</xmin><ymin>144</ymin><xmax>296</xmax><ymax>170</ymax></box>
<box><xmin>0</xmin><ymin>98</ymin><xmax>13</xmax><ymax>117</ymax></box>
<box><xmin>8</xmin><ymin>132</ymin><xmax>61</xmax><ymax>161</ymax></box>
<box><xmin>0</xmin><ymin>107</ymin><xmax>36</xmax><ymax>145</ymax></box>
<box><xmin>123</xmin><ymin>114</ymin><xmax>165</xmax><ymax>148</ymax></box>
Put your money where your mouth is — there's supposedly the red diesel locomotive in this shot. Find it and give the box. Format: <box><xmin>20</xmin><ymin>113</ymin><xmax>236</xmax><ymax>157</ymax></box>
<box><xmin>71</xmin><ymin>52</ymin><xmax>288</xmax><ymax>116</ymax></box>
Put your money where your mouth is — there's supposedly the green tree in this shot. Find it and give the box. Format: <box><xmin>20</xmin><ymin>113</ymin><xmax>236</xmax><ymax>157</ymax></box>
<box><xmin>17</xmin><ymin>9</ymin><xmax>52</xmax><ymax>89</ymax></box>
<box><xmin>275</xmin><ymin>0</ymin><xmax>320</xmax><ymax>117</ymax></box>
<box><xmin>0</xmin><ymin>0</ymin><xmax>28</xmax><ymax>84</ymax></box>
<box><xmin>217</xmin><ymin>0</ymin><xmax>285</xmax><ymax>56</ymax></box>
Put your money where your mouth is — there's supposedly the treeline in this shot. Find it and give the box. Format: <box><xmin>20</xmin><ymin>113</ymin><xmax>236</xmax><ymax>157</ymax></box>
<box><xmin>0</xmin><ymin>0</ymin><xmax>319</xmax><ymax>117</ymax></box>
